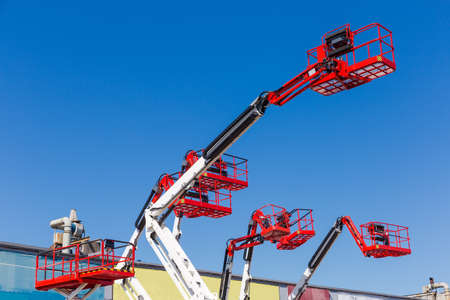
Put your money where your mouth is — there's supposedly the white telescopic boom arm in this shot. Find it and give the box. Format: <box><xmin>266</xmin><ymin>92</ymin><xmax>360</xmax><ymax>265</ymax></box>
<box><xmin>117</xmin><ymin>95</ymin><xmax>270</xmax><ymax>300</ymax></box>
<box><xmin>120</xmin><ymin>95</ymin><xmax>270</xmax><ymax>263</ymax></box>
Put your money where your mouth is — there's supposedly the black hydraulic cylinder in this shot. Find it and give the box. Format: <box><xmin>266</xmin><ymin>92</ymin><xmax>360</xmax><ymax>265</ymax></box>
<box><xmin>135</xmin><ymin>189</ymin><xmax>156</xmax><ymax>230</ymax></box>
<box><xmin>203</xmin><ymin>95</ymin><xmax>269</xmax><ymax>163</ymax></box>
<box><xmin>219</xmin><ymin>247</ymin><xmax>234</xmax><ymax>300</ymax></box>
<box><xmin>243</xmin><ymin>244</ymin><xmax>254</xmax><ymax>262</ymax></box>
<box><xmin>308</xmin><ymin>218</ymin><xmax>343</xmax><ymax>270</ymax></box>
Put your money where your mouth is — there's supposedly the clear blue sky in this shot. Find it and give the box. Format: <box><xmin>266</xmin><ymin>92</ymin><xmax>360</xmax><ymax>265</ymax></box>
<box><xmin>1</xmin><ymin>0</ymin><xmax>449</xmax><ymax>296</ymax></box>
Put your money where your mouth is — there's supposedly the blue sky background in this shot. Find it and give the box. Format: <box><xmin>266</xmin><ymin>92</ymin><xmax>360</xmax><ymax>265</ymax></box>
<box><xmin>1</xmin><ymin>0</ymin><xmax>449</xmax><ymax>296</ymax></box>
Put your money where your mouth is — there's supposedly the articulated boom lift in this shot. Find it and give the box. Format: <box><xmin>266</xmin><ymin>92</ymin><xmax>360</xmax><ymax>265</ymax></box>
<box><xmin>118</xmin><ymin>23</ymin><xmax>396</xmax><ymax>300</ymax></box>
<box><xmin>219</xmin><ymin>205</ymin><xmax>315</xmax><ymax>300</ymax></box>
<box><xmin>287</xmin><ymin>216</ymin><xmax>411</xmax><ymax>300</ymax></box>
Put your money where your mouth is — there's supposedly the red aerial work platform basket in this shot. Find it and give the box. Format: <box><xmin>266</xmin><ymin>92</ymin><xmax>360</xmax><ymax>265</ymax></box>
<box><xmin>224</xmin><ymin>205</ymin><xmax>314</xmax><ymax>255</ymax></box>
<box><xmin>307</xmin><ymin>23</ymin><xmax>395</xmax><ymax>96</ymax></box>
<box><xmin>150</xmin><ymin>172</ymin><xmax>233</xmax><ymax>219</ymax></box>
<box><xmin>277</xmin><ymin>209</ymin><xmax>315</xmax><ymax>250</ymax></box>
<box><xmin>183</xmin><ymin>150</ymin><xmax>248</xmax><ymax>191</ymax></box>
<box><xmin>174</xmin><ymin>180</ymin><xmax>232</xmax><ymax>218</ymax></box>
<box><xmin>360</xmin><ymin>222</ymin><xmax>411</xmax><ymax>258</ymax></box>
<box><xmin>254</xmin><ymin>204</ymin><xmax>292</xmax><ymax>241</ymax></box>
<box><xmin>35</xmin><ymin>239</ymin><xmax>135</xmax><ymax>297</ymax></box>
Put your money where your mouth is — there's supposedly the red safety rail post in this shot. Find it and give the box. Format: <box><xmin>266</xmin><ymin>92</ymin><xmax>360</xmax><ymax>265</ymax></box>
<box><xmin>253</xmin><ymin>204</ymin><xmax>292</xmax><ymax>241</ymax></box>
<box><xmin>35</xmin><ymin>239</ymin><xmax>135</xmax><ymax>292</ymax></box>
<box><xmin>277</xmin><ymin>209</ymin><xmax>315</xmax><ymax>250</ymax></box>
<box><xmin>308</xmin><ymin>23</ymin><xmax>396</xmax><ymax>96</ymax></box>
<box><xmin>360</xmin><ymin>222</ymin><xmax>411</xmax><ymax>258</ymax></box>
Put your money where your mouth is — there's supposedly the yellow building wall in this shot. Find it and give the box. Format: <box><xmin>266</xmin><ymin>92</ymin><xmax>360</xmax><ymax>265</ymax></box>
<box><xmin>114</xmin><ymin>266</ymin><xmax>280</xmax><ymax>300</ymax></box>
